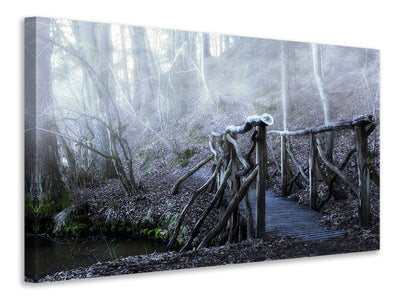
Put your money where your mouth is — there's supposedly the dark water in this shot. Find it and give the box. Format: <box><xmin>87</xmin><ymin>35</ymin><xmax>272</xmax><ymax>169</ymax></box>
<box><xmin>25</xmin><ymin>235</ymin><xmax>165</xmax><ymax>281</ymax></box>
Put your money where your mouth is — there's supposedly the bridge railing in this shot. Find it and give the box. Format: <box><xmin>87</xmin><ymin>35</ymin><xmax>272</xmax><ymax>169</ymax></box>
<box><xmin>167</xmin><ymin>113</ymin><xmax>274</xmax><ymax>250</ymax></box>
<box><xmin>167</xmin><ymin>113</ymin><xmax>377</xmax><ymax>251</ymax></box>
<box><xmin>269</xmin><ymin>114</ymin><xmax>377</xmax><ymax>227</ymax></box>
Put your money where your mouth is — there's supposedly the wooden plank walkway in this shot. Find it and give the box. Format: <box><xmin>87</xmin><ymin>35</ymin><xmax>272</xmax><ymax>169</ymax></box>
<box><xmin>241</xmin><ymin>190</ymin><xmax>345</xmax><ymax>241</ymax></box>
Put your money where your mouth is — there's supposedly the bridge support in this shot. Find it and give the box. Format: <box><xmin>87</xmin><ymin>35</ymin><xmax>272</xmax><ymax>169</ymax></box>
<box><xmin>309</xmin><ymin>134</ymin><xmax>317</xmax><ymax>210</ymax></box>
<box><xmin>281</xmin><ymin>135</ymin><xmax>288</xmax><ymax>196</ymax></box>
<box><xmin>355</xmin><ymin>125</ymin><xmax>370</xmax><ymax>227</ymax></box>
<box><xmin>255</xmin><ymin>125</ymin><xmax>266</xmax><ymax>238</ymax></box>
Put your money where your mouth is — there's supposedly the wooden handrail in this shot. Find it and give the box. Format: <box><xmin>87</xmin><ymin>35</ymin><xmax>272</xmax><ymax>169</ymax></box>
<box><xmin>269</xmin><ymin>114</ymin><xmax>375</xmax><ymax>136</ymax></box>
<box><xmin>212</xmin><ymin>113</ymin><xmax>274</xmax><ymax>136</ymax></box>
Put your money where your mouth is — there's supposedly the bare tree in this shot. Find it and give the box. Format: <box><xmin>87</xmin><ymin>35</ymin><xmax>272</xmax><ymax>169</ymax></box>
<box><xmin>281</xmin><ymin>41</ymin><xmax>289</xmax><ymax>131</ymax></box>
<box><xmin>311</xmin><ymin>43</ymin><xmax>333</xmax><ymax>160</ymax></box>
<box><xmin>49</xmin><ymin>21</ymin><xmax>137</xmax><ymax>195</ymax></box>
<box><xmin>130</xmin><ymin>26</ymin><xmax>156</xmax><ymax>112</ymax></box>
<box><xmin>202</xmin><ymin>32</ymin><xmax>211</xmax><ymax>59</ymax></box>
<box><xmin>25</xmin><ymin>17</ymin><xmax>66</xmax><ymax>209</ymax></box>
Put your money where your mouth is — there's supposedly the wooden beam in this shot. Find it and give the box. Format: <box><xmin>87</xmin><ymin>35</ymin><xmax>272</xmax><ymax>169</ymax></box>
<box><xmin>256</xmin><ymin>125</ymin><xmax>266</xmax><ymax>238</ymax></box>
<box><xmin>287</xmin><ymin>142</ymin><xmax>309</xmax><ymax>183</ymax></box>
<box><xmin>170</xmin><ymin>154</ymin><xmax>214</xmax><ymax>195</ymax></box>
<box><xmin>198</xmin><ymin>166</ymin><xmax>259</xmax><ymax>248</ymax></box>
<box><xmin>309</xmin><ymin>134</ymin><xmax>317</xmax><ymax>210</ymax></box>
<box><xmin>316</xmin><ymin>138</ymin><xmax>359</xmax><ymax>197</ymax></box>
<box><xmin>229</xmin><ymin>145</ymin><xmax>240</xmax><ymax>243</ymax></box>
<box><xmin>226</xmin><ymin>133</ymin><xmax>251</xmax><ymax>176</ymax></box>
<box><xmin>212</xmin><ymin>113</ymin><xmax>274</xmax><ymax>136</ymax></box>
<box><xmin>281</xmin><ymin>135</ymin><xmax>288</xmax><ymax>196</ymax></box>
<box><xmin>166</xmin><ymin>158</ymin><xmax>222</xmax><ymax>250</ymax></box>
<box><xmin>180</xmin><ymin>160</ymin><xmax>232</xmax><ymax>252</ymax></box>
<box><xmin>270</xmin><ymin>114</ymin><xmax>375</xmax><ymax>137</ymax></box>
<box><xmin>355</xmin><ymin>125</ymin><xmax>371</xmax><ymax>227</ymax></box>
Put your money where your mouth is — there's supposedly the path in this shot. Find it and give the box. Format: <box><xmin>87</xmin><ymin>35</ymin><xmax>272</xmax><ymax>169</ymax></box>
<box><xmin>241</xmin><ymin>190</ymin><xmax>345</xmax><ymax>241</ymax></box>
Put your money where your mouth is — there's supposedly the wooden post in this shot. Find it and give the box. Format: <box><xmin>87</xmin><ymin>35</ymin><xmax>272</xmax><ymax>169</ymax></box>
<box><xmin>265</xmin><ymin>132</ymin><xmax>269</xmax><ymax>187</ymax></box>
<box><xmin>281</xmin><ymin>135</ymin><xmax>288</xmax><ymax>196</ymax></box>
<box><xmin>255</xmin><ymin>125</ymin><xmax>266</xmax><ymax>238</ymax></box>
<box><xmin>355</xmin><ymin>125</ymin><xmax>370</xmax><ymax>227</ymax></box>
<box><xmin>229</xmin><ymin>144</ymin><xmax>239</xmax><ymax>243</ymax></box>
<box><xmin>309</xmin><ymin>134</ymin><xmax>317</xmax><ymax>210</ymax></box>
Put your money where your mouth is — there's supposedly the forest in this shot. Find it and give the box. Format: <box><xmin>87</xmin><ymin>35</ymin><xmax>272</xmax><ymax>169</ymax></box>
<box><xmin>24</xmin><ymin>17</ymin><xmax>380</xmax><ymax>282</ymax></box>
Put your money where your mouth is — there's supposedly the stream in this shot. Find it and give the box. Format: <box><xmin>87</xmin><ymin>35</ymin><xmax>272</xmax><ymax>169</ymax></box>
<box><xmin>25</xmin><ymin>235</ymin><xmax>165</xmax><ymax>281</ymax></box>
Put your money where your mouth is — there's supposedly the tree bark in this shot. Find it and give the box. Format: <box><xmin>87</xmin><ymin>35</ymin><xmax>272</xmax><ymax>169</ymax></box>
<box><xmin>309</xmin><ymin>134</ymin><xmax>317</xmax><ymax>210</ymax></box>
<box><xmin>281</xmin><ymin>135</ymin><xmax>288</xmax><ymax>196</ymax></box>
<box><xmin>130</xmin><ymin>26</ymin><xmax>156</xmax><ymax>112</ymax></box>
<box><xmin>202</xmin><ymin>32</ymin><xmax>211</xmax><ymax>58</ymax></box>
<box><xmin>213</xmin><ymin>113</ymin><xmax>274</xmax><ymax>136</ymax></box>
<box><xmin>316</xmin><ymin>138</ymin><xmax>359</xmax><ymax>197</ymax></box>
<box><xmin>25</xmin><ymin>17</ymin><xmax>65</xmax><ymax>207</ymax></box>
<box><xmin>355</xmin><ymin>126</ymin><xmax>371</xmax><ymax>227</ymax></box>
<box><xmin>269</xmin><ymin>114</ymin><xmax>375</xmax><ymax>137</ymax></box>
<box><xmin>311</xmin><ymin>43</ymin><xmax>333</xmax><ymax>161</ymax></box>
<box><xmin>255</xmin><ymin>126</ymin><xmax>266</xmax><ymax>238</ymax></box>
<box><xmin>281</xmin><ymin>41</ymin><xmax>289</xmax><ymax>132</ymax></box>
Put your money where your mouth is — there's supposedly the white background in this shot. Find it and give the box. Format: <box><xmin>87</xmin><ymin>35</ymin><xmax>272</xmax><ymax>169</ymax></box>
<box><xmin>1</xmin><ymin>0</ymin><xmax>399</xmax><ymax>299</ymax></box>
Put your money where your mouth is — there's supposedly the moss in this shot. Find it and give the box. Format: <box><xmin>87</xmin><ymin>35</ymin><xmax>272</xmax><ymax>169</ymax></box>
<box><xmin>155</xmin><ymin>228</ymin><xmax>163</xmax><ymax>239</ymax></box>
<box><xmin>180</xmin><ymin>160</ymin><xmax>189</xmax><ymax>168</ymax></box>
<box><xmin>182</xmin><ymin>148</ymin><xmax>197</xmax><ymax>160</ymax></box>
<box><xmin>44</xmin><ymin>204</ymin><xmax>190</xmax><ymax>244</ymax></box>
<box><xmin>25</xmin><ymin>190</ymin><xmax>71</xmax><ymax>234</ymax></box>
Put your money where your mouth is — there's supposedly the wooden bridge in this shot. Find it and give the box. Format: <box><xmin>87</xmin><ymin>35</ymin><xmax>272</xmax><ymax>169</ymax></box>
<box><xmin>166</xmin><ymin>113</ymin><xmax>377</xmax><ymax>251</ymax></box>
<box><xmin>243</xmin><ymin>190</ymin><xmax>345</xmax><ymax>241</ymax></box>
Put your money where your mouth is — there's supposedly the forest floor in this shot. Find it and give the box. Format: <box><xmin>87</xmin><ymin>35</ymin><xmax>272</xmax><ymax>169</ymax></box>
<box><xmin>40</xmin><ymin>155</ymin><xmax>380</xmax><ymax>282</ymax></box>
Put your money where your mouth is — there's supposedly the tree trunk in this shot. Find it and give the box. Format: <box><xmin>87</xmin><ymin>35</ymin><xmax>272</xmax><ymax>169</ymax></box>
<box><xmin>119</xmin><ymin>25</ymin><xmax>132</xmax><ymax>102</ymax></box>
<box><xmin>311</xmin><ymin>43</ymin><xmax>333</xmax><ymax>161</ymax></box>
<box><xmin>74</xmin><ymin>20</ymin><xmax>114</xmax><ymax>179</ymax></box>
<box><xmin>130</xmin><ymin>26</ymin><xmax>156</xmax><ymax>112</ymax></box>
<box><xmin>202</xmin><ymin>32</ymin><xmax>211</xmax><ymax>58</ymax></box>
<box><xmin>25</xmin><ymin>17</ymin><xmax>65</xmax><ymax>209</ymax></box>
<box><xmin>281</xmin><ymin>41</ymin><xmax>289</xmax><ymax>131</ymax></box>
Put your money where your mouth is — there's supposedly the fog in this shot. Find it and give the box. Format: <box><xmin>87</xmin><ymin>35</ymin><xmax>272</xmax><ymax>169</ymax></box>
<box><xmin>25</xmin><ymin>17</ymin><xmax>379</xmax><ymax>201</ymax></box>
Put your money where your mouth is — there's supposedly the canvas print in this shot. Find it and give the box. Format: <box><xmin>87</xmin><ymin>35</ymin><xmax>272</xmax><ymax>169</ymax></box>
<box><xmin>24</xmin><ymin>17</ymin><xmax>380</xmax><ymax>282</ymax></box>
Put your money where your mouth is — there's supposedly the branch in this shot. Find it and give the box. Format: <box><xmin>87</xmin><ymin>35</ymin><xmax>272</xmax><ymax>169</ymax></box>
<box><xmin>267</xmin><ymin>142</ymin><xmax>281</xmax><ymax>175</ymax></box>
<box><xmin>317</xmin><ymin>148</ymin><xmax>356</xmax><ymax>210</ymax></box>
<box><xmin>198</xmin><ymin>166</ymin><xmax>259</xmax><ymax>248</ymax></box>
<box><xmin>33</xmin><ymin>127</ymin><xmax>114</xmax><ymax>160</ymax></box>
<box><xmin>226</xmin><ymin>133</ymin><xmax>251</xmax><ymax>176</ymax></box>
<box><xmin>166</xmin><ymin>158</ymin><xmax>222</xmax><ymax>250</ymax></box>
<box><xmin>179</xmin><ymin>159</ymin><xmax>233</xmax><ymax>252</ymax></box>
<box><xmin>316</xmin><ymin>138</ymin><xmax>359</xmax><ymax>198</ymax></box>
<box><xmin>286</xmin><ymin>143</ymin><xmax>309</xmax><ymax>183</ymax></box>
<box><xmin>170</xmin><ymin>154</ymin><xmax>214</xmax><ymax>195</ymax></box>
